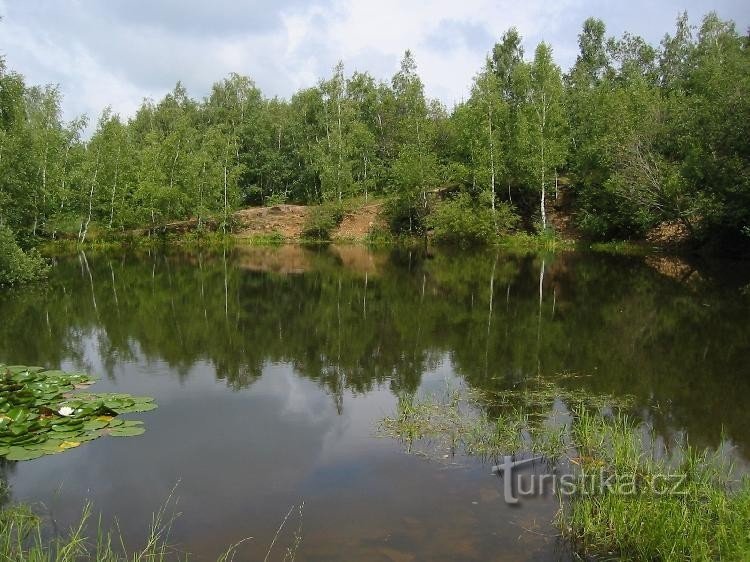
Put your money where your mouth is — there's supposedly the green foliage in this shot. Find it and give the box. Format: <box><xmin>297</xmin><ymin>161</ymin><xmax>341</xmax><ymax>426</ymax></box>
<box><xmin>429</xmin><ymin>193</ymin><xmax>519</xmax><ymax>246</ymax></box>
<box><xmin>563</xmin><ymin>410</ymin><xmax>750</xmax><ymax>561</ymax></box>
<box><xmin>301</xmin><ymin>203</ymin><xmax>345</xmax><ymax>240</ymax></box>
<box><xmin>0</xmin><ymin>12</ymin><xmax>748</xmax><ymax>252</ymax></box>
<box><xmin>0</xmin><ymin>226</ymin><xmax>48</xmax><ymax>286</ymax></box>
<box><xmin>263</xmin><ymin>192</ymin><xmax>287</xmax><ymax>206</ymax></box>
<box><xmin>0</xmin><ymin>364</ymin><xmax>155</xmax><ymax>461</ymax></box>
<box><xmin>380</xmin><ymin>383</ymin><xmax>750</xmax><ymax>561</ymax></box>
<box><xmin>0</xmin><ymin>494</ymin><xmax>292</xmax><ymax>561</ymax></box>
<box><xmin>242</xmin><ymin>231</ymin><xmax>286</xmax><ymax>245</ymax></box>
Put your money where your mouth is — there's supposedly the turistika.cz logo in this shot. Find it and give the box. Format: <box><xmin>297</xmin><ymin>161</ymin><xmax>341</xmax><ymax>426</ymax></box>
<box><xmin>492</xmin><ymin>455</ymin><xmax>688</xmax><ymax>504</ymax></box>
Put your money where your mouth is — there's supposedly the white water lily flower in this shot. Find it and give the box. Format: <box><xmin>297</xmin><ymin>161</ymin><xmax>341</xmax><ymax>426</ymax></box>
<box><xmin>58</xmin><ymin>406</ymin><xmax>75</xmax><ymax>417</ymax></box>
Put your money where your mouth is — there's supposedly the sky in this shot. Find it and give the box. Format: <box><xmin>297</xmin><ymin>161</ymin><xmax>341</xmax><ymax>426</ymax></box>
<box><xmin>0</xmin><ymin>0</ymin><xmax>748</xmax><ymax>129</ymax></box>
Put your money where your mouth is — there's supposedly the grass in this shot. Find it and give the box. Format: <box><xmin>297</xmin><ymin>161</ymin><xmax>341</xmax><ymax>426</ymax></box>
<box><xmin>40</xmin><ymin>231</ymin><xmax>237</xmax><ymax>256</ymax></box>
<box><xmin>586</xmin><ymin>240</ymin><xmax>654</xmax><ymax>256</ymax></box>
<box><xmin>0</xmin><ymin>489</ymin><xmax>304</xmax><ymax>562</ymax></box>
<box><xmin>238</xmin><ymin>231</ymin><xmax>286</xmax><ymax>246</ymax></box>
<box><xmin>495</xmin><ymin>232</ymin><xmax>575</xmax><ymax>252</ymax></box>
<box><xmin>378</xmin><ymin>380</ymin><xmax>603</xmax><ymax>462</ymax></box>
<box><xmin>378</xmin><ymin>381</ymin><xmax>750</xmax><ymax>561</ymax></box>
<box><xmin>300</xmin><ymin>203</ymin><xmax>345</xmax><ymax>241</ymax></box>
<box><xmin>562</xmin><ymin>408</ymin><xmax>750</xmax><ymax>561</ymax></box>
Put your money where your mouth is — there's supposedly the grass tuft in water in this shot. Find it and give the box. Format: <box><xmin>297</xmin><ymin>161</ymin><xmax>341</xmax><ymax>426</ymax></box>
<box><xmin>379</xmin><ymin>382</ymin><xmax>750</xmax><ymax>561</ymax></box>
<box><xmin>0</xmin><ymin>489</ymin><xmax>303</xmax><ymax>561</ymax></box>
<box><xmin>561</xmin><ymin>408</ymin><xmax>750</xmax><ymax>561</ymax></box>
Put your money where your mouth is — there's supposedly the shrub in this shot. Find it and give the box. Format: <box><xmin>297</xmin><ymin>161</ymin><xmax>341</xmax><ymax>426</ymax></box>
<box><xmin>0</xmin><ymin>225</ymin><xmax>49</xmax><ymax>286</ymax></box>
<box><xmin>264</xmin><ymin>192</ymin><xmax>287</xmax><ymax>207</ymax></box>
<box><xmin>429</xmin><ymin>193</ymin><xmax>519</xmax><ymax>247</ymax></box>
<box><xmin>382</xmin><ymin>195</ymin><xmax>429</xmax><ymax>236</ymax></box>
<box><xmin>301</xmin><ymin>203</ymin><xmax>345</xmax><ymax>240</ymax></box>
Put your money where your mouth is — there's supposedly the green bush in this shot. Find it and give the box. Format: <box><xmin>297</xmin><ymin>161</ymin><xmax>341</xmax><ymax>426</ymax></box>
<box><xmin>382</xmin><ymin>194</ymin><xmax>429</xmax><ymax>235</ymax></box>
<box><xmin>0</xmin><ymin>226</ymin><xmax>49</xmax><ymax>286</ymax></box>
<box><xmin>301</xmin><ymin>203</ymin><xmax>345</xmax><ymax>240</ymax></box>
<box><xmin>263</xmin><ymin>192</ymin><xmax>287</xmax><ymax>207</ymax></box>
<box><xmin>429</xmin><ymin>193</ymin><xmax>519</xmax><ymax>247</ymax></box>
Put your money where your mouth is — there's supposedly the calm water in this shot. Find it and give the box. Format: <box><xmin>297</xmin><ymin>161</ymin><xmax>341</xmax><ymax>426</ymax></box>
<box><xmin>1</xmin><ymin>245</ymin><xmax>749</xmax><ymax>561</ymax></box>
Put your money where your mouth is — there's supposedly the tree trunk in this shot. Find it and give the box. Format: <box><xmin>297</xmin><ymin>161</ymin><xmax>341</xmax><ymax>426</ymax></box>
<box><xmin>336</xmin><ymin>93</ymin><xmax>343</xmax><ymax>202</ymax></box>
<box><xmin>109</xmin><ymin>144</ymin><xmax>121</xmax><ymax>228</ymax></box>
<box><xmin>489</xmin><ymin>109</ymin><xmax>497</xmax><ymax>232</ymax></box>
<box><xmin>80</xmin><ymin>149</ymin><xmax>100</xmax><ymax>244</ymax></box>
<box><xmin>541</xmin><ymin>177</ymin><xmax>546</xmax><ymax>231</ymax></box>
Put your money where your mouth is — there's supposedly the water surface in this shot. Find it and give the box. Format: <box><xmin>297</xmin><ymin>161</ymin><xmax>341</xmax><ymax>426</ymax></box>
<box><xmin>1</xmin><ymin>245</ymin><xmax>748</xmax><ymax>560</ymax></box>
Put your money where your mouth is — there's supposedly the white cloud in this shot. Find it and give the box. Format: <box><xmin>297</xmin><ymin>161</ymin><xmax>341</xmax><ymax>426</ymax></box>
<box><xmin>1</xmin><ymin>0</ymin><xmax>748</xmax><ymax>128</ymax></box>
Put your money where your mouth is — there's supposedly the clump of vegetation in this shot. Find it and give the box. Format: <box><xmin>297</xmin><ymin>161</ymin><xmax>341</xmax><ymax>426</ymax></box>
<box><xmin>242</xmin><ymin>231</ymin><xmax>286</xmax><ymax>245</ymax></box>
<box><xmin>0</xmin><ymin>365</ymin><xmax>156</xmax><ymax>461</ymax></box>
<box><xmin>587</xmin><ymin>240</ymin><xmax>652</xmax><ymax>255</ymax></box>
<box><xmin>379</xmin><ymin>380</ymin><xmax>629</xmax><ymax>462</ymax></box>
<box><xmin>562</xmin><ymin>409</ymin><xmax>750</xmax><ymax>561</ymax></box>
<box><xmin>264</xmin><ymin>192</ymin><xmax>288</xmax><ymax>207</ymax></box>
<box><xmin>0</xmin><ymin>490</ymin><xmax>304</xmax><ymax>561</ymax></box>
<box><xmin>379</xmin><ymin>381</ymin><xmax>750</xmax><ymax>561</ymax></box>
<box><xmin>496</xmin><ymin>231</ymin><xmax>573</xmax><ymax>252</ymax></box>
<box><xmin>0</xmin><ymin>492</ymin><xmax>255</xmax><ymax>562</ymax></box>
<box><xmin>428</xmin><ymin>194</ymin><xmax>519</xmax><ymax>247</ymax></box>
<box><xmin>301</xmin><ymin>203</ymin><xmax>345</xmax><ymax>240</ymax></box>
<box><xmin>0</xmin><ymin>226</ymin><xmax>49</xmax><ymax>286</ymax></box>
<box><xmin>365</xmin><ymin>224</ymin><xmax>394</xmax><ymax>247</ymax></box>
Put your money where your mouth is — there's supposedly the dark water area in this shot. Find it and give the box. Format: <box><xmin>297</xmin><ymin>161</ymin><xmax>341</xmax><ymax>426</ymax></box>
<box><xmin>0</xmin><ymin>245</ymin><xmax>748</xmax><ymax>561</ymax></box>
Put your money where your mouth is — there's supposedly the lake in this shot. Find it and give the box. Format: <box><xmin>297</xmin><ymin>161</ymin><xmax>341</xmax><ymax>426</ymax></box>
<box><xmin>1</xmin><ymin>245</ymin><xmax>748</xmax><ymax>561</ymax></box>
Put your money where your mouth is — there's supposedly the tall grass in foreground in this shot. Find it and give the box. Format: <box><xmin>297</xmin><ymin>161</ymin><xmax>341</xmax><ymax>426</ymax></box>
<box><xmin>0</xmin><ymin>491</ymin><xmax>303</xmax><ymax>562</ymax></box>
<box><xmin>379</xmin><ymin>385</ymin><xmax>750</xmax><ymax>561</ymax></box>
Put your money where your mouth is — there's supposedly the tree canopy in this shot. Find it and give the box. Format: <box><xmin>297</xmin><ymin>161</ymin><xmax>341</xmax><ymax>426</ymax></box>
<box><xmin>0</xmin><ymin>11</ymin><xmax>747</xmax><ymax>259</ymax></box>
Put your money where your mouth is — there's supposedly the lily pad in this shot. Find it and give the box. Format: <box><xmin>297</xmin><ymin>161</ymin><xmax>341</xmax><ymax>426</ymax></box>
<box><xmin>109</xmin><ymin>426</ymin><xmax>145</xmax><ymax>437</ymax></box>
<box><xmin>6</xmin><ymin>447</ymin><xmax>45</xmax><ymax>461</ymax></box>
<box><xmin>0</xmin><ymin>364</ymin><xmax>156</xmax><ymax>462</ymax></box>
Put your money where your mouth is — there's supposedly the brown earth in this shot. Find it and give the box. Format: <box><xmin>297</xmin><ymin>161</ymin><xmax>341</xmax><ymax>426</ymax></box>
<box><xmin>646</xmin><ymin>221</ymin><xmax>692</xmax><ymax>247</ymax></box>
<box><xmin>234</xmin><ymin>244</ymin><xmax>313</xmax><ymax>274</ymax></box>
<box><xmin>234</xmin><ymin>244</ymin><xmax>387</xmax><ymax>276</ymax></box>
<box><xmin>233</xmin><ymin>201</ymin><xmax>384</xmax><ymax>241</ymax></box>
<box><xmin>644</xmin><ymin>255</ymin><xmax>702</xmax><ymax>284</ymax></box>
<box><xmin>334</xmin><ymin>202</ymin><xmax>385</xmax><ymax>239</ymax></box>
<box><xmin>548</xmin><ymin>186</ymin><xmax>582</xmax><ymax>241</ymax></box>
<box><xmin>234</xmin><ymin>205</ymin><xmax>310</xmax><ymax>239</ymax></box>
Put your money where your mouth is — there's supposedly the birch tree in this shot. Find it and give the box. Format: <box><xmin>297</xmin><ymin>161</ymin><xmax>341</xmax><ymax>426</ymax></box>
<box><xmin>471</xmin><ymin>61</ymin><xmax>506</xmax><ymax>230</ymax></box>
<box><xmin>520</xmin><ymin>43</ymin><xmax>568</xmax><ymax>232</ymax></box>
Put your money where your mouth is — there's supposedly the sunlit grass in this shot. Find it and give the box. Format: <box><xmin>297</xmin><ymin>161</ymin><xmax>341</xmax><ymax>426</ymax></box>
<box><xmin>562</xmin><ymin>409</ymin><xmax>750</xmax><ymax>561</ymax></box>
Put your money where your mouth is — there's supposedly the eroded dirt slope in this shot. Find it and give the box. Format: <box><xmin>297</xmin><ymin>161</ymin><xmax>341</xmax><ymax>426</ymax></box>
<box><xmin>233</xmin><ymin>201</ymin><xmax>384</xmax><ymax>241</ymax></box>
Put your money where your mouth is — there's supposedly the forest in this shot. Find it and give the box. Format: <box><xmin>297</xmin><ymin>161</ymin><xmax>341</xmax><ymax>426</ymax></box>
<box><xmin>1</xmin><ymin>11</ymin><xmax>749</xmax><ymax>282</ymax></box>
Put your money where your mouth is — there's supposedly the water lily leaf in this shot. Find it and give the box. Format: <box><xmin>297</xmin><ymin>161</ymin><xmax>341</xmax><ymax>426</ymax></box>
<box><xmin>6</xmin><ymin>447</ymin><xmax>45</xmax><ymax>461</ymax></box>
<box><xmin>109</xmin><ymin>426</ymin><xmax>145</xmax><ymax>437</ymax></box>
<box><xmin>28</xmin><ymin>440</ymin><xmax>65</xmax><ymax>452</ymax></box>
<box><xmin>6</xmin><ymin>366</ymin><xmax>44</xmax><ymax>374</ymax></box>
<box><xmin>0</xmin><ymin>365</ymin><xmax>155</xmax><ymax>461</ymax></box>
<box><xmin>83</xmin><ymin>419</ymin><xmax>109</xmax><ymax>430</ymax></box>
<box><xmin>77</xmin><ymin>432</ymin><xmax>102</xmax><ymax>442</ymax></box>
<box><xmin>118</xmin><ymin>402</ymin><xmax>158</xmax><ymax>413</ymax></box>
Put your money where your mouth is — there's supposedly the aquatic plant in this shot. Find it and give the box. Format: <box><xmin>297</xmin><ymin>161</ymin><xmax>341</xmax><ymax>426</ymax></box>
<box><xmin>0</xmin><ymin>364</ymin><xmax>156</xmax><ymax>461</ymax></box>
<box><xmin>560</xmin><ymin>409</ymin><xmax>750</xmax><ymax>561</ymax></box>
<box><xmin>379</xmin><ymin>382</ymin><xmax>750</xmax><ymax>560</ymax></box>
